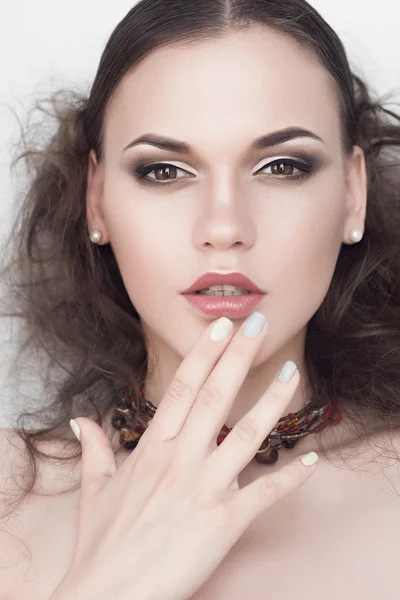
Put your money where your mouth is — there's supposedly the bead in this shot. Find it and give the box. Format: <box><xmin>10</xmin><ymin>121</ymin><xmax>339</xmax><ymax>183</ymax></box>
<box><xmin>217</xmin><ymin>428</ymin><xmax>229</xmax><ymax>442</ymax></box>
<box><xmin>217</xmin><ymin>426</ymin><xmax>230</xmax><ymax>446</ymax></box>
<box><xmin>255</xmin><ymin>440</ymin><xmax>280</xmax><ymax>464</ymax></box>
<box><xmin>135</xmin><ymin>421</ymin><xmax>145</xmax><ymax>434</ymax></box>
<box><xmin>122</xmin><ymin>438</ymin><xmax>139</xmax><ymax>450</ymax></box>
<box><xmin>110</xmin><ymin>378</ymin><xmax>343</xmax><ymax>463</ymax></box>
<box><xmin>282</xmin><ymin>439</ymin><xmax>296</xmax><ymax>449</ymax></box>
<box><xmin>255</xmin><ymin>445</ymin><xmax>279</xmax><ymax>464</ymax></box>
<box><xmin>111</xmin><ymin>414</ymin><xmax>126</xmax><ymax>430</ymax></box>
<box><xmin>117</xmin><ymin>400</ymin><xmax>132</xmax><ymax>411</ymax></box>
<box><xmin>120</xmin><ymin>427</ymin><xmax>141</xmax><ymax>450</ymax></box>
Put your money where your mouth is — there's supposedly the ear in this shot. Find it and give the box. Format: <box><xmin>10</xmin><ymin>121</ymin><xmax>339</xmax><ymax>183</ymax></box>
<box><xmin>86</xmin><ymin>149</ymin><xmax>110</xmax><ymax>243</ymax></box>
<box><xmin>342</xmin><ymin>145</ymin><xmax>368</xmax><ymax>242</ymax></box>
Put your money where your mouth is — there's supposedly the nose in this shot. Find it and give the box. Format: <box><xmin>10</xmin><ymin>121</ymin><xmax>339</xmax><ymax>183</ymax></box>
<box><xmin>192</xmin><ymin>177</ymin><xmax>256</xmax><ymax>253</ymax></box>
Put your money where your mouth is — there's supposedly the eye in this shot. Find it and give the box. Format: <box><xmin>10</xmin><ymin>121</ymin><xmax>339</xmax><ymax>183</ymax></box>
<box><xmin>133</xmin><ymin>157</ymin><xmax>314</xmax><ymax>185</ymax></box>
<box><xmin>134</xmin><ymin>163</ymin><xmax>194</xmax><ymax>184</ymax></box>
<box><xmin>257</xmin><ymin>158</ymin><xmax>312</xmax><ymax>178</ymax></box>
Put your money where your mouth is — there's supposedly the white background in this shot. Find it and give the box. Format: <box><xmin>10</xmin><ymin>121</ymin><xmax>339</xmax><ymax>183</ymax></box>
<box><xmin>0</xmin><ymin>0</ymin><xmax>399</xmax><ymax>428</ymax></box>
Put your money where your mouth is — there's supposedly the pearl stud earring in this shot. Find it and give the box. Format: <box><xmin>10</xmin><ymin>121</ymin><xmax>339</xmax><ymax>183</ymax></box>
<box><xmin>349</xmin><ymin>229</ymin><xmax>363</xmax><ymax>244</ymax></box>
<box><xmin>90</xmin><ymin>230</ymin><xmax>102</xmax><ymax>244</ymax></box>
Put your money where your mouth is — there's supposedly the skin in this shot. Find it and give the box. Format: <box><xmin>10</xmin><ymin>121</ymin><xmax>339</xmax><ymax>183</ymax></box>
<box><xmin>86</xmin><ymin>24</ymin><xmax>367</xmax><ymax>465</ymax></box>
<box><xmin>9</xmin><ymin>26</ymin><xmax>400</xmax><ymax>600</ymax></box>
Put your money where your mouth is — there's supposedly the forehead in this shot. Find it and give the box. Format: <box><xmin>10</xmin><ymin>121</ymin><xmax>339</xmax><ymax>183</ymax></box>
<box><xmin>105</xmin><ymin>26</ymin><xmax>340</xmax><ymax>157</ymax></box>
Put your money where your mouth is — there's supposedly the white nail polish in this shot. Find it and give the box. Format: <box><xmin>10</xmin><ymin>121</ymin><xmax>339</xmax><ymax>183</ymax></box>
<box><xmin>70</xmin><ymin>419</ymin><xmax>81</xmax><ymax>441</ymax></box>
<box><xmin>277</xmin><ymin>360</ymin><xmax>297</xmax><ymax>382</ymax></box>
<box><xmin>300</xmin><ymin>451</ymin><xmax>319</xmax><ymax>466</ymax></box>
<box><xmin>210</xmin><ymin>317</ymin><xmax>233</xmax><ymax>342</ymax></box>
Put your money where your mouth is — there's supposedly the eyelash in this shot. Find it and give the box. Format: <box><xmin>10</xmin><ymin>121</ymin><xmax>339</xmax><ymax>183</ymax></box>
<box><xmin>132</xmin><ymin>157</ymin><xmax>316</xmax><ymax>186</ymax></box>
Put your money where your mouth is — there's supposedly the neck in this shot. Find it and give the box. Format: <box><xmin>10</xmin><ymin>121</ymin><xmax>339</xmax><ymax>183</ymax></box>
<box><xmin>108</xmin><ymin>324</ymin><xmax>356</xmax><ymax>469</ymax></box>
<box><xmin>143</xmin><ymin>325</ymin><xmax>312</xmax><ymax>429</ymax></box>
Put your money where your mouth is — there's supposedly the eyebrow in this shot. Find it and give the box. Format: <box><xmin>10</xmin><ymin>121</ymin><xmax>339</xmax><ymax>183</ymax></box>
<box><xmin>123</xmin><ymin>126</ymin><xmax>326</xmax><ymax>154</ymax></box>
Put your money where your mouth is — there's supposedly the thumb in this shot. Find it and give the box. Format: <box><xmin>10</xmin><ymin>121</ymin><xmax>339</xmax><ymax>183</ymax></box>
<box><xmin>70</xmin><ymin>417</ymin><xmax>118</xmax><ymax>497</ymax></box>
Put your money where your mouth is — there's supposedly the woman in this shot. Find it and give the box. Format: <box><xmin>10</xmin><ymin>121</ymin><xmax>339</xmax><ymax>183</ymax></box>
<box><xmin>1</xmin><ymin>0</ymin><xmax>400</xmax><ymax>598</ymax></box>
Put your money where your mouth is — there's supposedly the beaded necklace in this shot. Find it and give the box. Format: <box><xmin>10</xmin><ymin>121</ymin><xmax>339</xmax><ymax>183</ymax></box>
<box><xmin>111</xmin><ymin>381</ymin><xmax>344</xmax><ymax>464</ymax></box>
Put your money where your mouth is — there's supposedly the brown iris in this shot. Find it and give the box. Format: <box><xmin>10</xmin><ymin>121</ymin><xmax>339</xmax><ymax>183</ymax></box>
<box><xmin>154</xmin><ymin>165</ymin><xmax>178</xmax><ymax>180</ymax></box>
<box><xmin>271</xmin><ymin>162</ymin><xmax>296</xmax><ymax>175</ymax></box>
<box><xmin>150</xmin><ymin>161</ymin><xmax>296</xmax><ymax>181</ymax></box>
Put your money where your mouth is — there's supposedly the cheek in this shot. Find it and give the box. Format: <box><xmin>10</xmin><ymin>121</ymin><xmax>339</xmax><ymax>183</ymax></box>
<box><xmin>102</xmin><ymin>199</ymin><xmax>183</xmax><ymax>316</ymax></box>
<box><xmin>263</xmin><ymin>194</ymin><xmax>345</xmax><ymax>336</ymax></box>
<box><xmin>110</xmin><ymin>229</ymin><xmax>166</xmax><ymax>313</ymax></box>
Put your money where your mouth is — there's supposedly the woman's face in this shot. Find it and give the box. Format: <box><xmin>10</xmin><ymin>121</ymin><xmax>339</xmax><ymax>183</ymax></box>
<box><xmin>86</xmin><ymin>25</ymin><xmax>367</xmax><ymax>371</ymax></box>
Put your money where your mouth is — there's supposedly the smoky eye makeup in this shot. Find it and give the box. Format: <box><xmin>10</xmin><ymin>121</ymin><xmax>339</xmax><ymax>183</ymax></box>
<box><xmin>123</xmin><ymin>149</ymin><xmax>328</xmax><ymax>187</ymax></box>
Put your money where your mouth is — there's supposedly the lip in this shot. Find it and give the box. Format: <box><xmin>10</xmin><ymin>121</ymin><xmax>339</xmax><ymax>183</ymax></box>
<box><xmin>181</xmin><ymin>272</ymin><xmax>266</xmax><ymax>294</ymax></box>
<box><xmin>182</xmin><ymin>292</ymin><xmax>265</xmax><ymax>319</ymax></box>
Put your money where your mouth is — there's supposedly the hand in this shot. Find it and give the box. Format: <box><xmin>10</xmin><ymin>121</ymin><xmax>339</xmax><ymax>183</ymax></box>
<box><xmin>50</xmin><ymin>313</ymin><xmax>319</xmax><ymax>600</ymax></box>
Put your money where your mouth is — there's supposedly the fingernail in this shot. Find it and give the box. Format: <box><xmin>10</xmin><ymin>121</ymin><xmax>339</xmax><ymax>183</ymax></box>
<box><xmin>300</xmin><ymin>451</ymin><xmax>319</xmax><ymax>466</ymax></box>
<box><xmin>277</xmin><ymin>360</ymin><xmax>297</xmax><ymax>382</ymax></box>
<box><xmin>244</xmin><ymin>311</ymin><xmax>267</xmax><ymax>338</ymax></box>
<box><xmin>210</xmin><ymin>317</ymin><xmax>234</xmax><ymax>341</ymax></box>
<box><xmin>70</xmin><ymin>419</ymin><xmax>81</xmax><ymax>441</ymax></box>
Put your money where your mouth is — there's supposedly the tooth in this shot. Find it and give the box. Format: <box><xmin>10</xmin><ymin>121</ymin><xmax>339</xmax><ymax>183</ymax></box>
<box><xmin>205</xmin><ymin>285</ymin><xmax>239</xmax><ymax>291</ymax></box>
<box><xmin>198</xmin><ymin>285</ymin><xmax>249</xmax><ymax>292</ymax></box>
<box><xmin>196</xmin><ymin>287</ymin><xmax>251</xmax><ymax>296</ymax></box>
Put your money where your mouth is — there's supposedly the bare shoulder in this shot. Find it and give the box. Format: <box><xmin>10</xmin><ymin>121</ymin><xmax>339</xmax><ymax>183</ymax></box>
<box><xmin>0</xmin><ymin>424</ymin><xmax>127</xmax><ymax>599</ymax></box>
<box><xmin>0</xmin><ymin>428</ymin><xmax>81</xmax><ymax>599</ymax></box>
<box><xmin>0</xmin><ymin>428</ymin><xmax>34</xmax><ymax>597</ymax></box>
<box><xmin>0</xmin><ymin>425</ymin><xmax>81</xmax><ymax>538</ymax></box>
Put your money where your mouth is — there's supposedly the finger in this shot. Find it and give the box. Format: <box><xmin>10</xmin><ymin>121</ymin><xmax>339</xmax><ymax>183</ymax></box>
<box><xmin>228</xmin><ymin>451</ymin><xmax>319</xmax><ymax>534</ymax></box>
<box><xmin>71</xmin><ymin>417</ymin><xmax>118</xmax><ymax>501</ymax></box>
<box><xmin>148</xmin><ymin>316</ymin><xmax>236</xmax><ymax>441</ymax></box>
<box><xmin>174</xmin><ymin>312</ymin><xmax>269</xmax><ymax>463</ymax></box>
<box><xmin>200</xmin><ymin>363</ymin><xmax>300</xmax><ymax>492</ymax></box>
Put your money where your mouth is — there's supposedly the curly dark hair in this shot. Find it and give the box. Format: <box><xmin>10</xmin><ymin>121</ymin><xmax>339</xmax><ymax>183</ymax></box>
<box><xmin>1</xmin><ymin>0</ymin><xmax>400</xmax><ymax>525</ymax></box>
